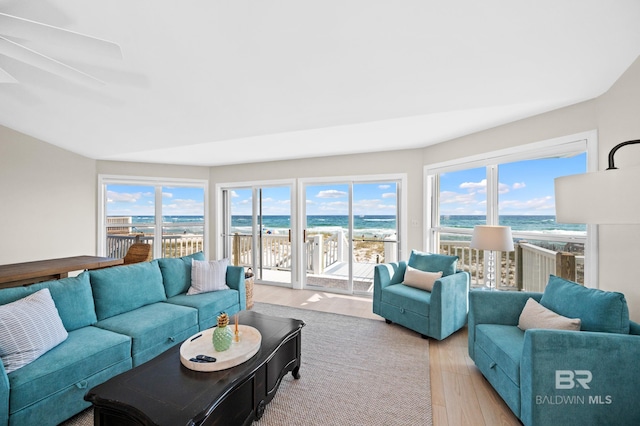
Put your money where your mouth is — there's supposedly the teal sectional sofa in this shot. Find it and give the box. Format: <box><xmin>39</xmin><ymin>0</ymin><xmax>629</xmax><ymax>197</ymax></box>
<box><xmin>469</xmin><ymin>275</ymin><xmax>640</xmax><ymax>426</ymax></box>
<box><xmin>0</xmin><ymin>253</ymin><xmax>245</xmax><ymax>426</ymax></box>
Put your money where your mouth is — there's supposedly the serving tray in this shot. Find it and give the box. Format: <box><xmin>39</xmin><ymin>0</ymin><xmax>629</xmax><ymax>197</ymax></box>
<box><xmin>180</xmin><ymin>325</ymin><xmax>261</xmax><ymax>372</ymax></box>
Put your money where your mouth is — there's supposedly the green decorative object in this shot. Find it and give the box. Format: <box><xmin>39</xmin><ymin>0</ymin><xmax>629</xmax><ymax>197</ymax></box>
<box><xmin>212</xmin><ymin>312</ymin><xmax>233</xmax><ymax>352</ymax></box>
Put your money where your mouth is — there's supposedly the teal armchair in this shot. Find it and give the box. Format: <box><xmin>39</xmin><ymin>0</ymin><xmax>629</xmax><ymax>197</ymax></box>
<box><xmin>469</xmin><ymin>276</ymin><xmax>640</xmax><ymax>426</ymax></box>
<box><xmin>373</xmin><ymin>251</ymin><xmax>470</xmax><ymax>340</ymax></box>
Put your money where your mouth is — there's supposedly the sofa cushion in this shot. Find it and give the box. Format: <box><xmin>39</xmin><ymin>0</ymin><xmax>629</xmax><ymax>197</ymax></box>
<box><xmin>0</xmin><ymin>271</ymin><xmax>97</xmax><ymax>332</ymax></box>
<box><xmin>187</xmin><ymin>259</ymin><xmax>230</xmax><ymax>295</ymax></box>
<box><xmin>94</xmin><ymin>302</ymin><xmax>197</xmax><ymax>363</ymax></box>
<box><xmin>408</xmin><ymin>250</ymin><xmax>458</xmax><ymax>277</ymax></box>
<box><xmin>403</xmin><ymin>266</ymin><xmax>442</xmax><ymax>291</ymax></box>
<box><xmin>0</xmin><ymin>289</ymin><xmax>68</xmax><ymax>374</ymax></box>
<box><xmin>540</xmin><ymin>275</ymin><xmax>629</xmax><ymax>334</ymax></box>
<box><xmin>8</xmin><ymin>326</ymin><xmax>131</xmax><ymax>414</ymax></box>
<box><xmin>157</xmin><ymin>252</ymin><xmax>206</xmax><ymax>298</ymax></box>
<box><xmin>518</xmin><ymin>298</ymin><xmax>581</xmax><ymax>331</ymax></box>
<box><xmin>475</xmin><ymin>324</ymin><xmax>525</xmax><ymax>386</ymax></box>
<box><xmin>167</xmin><ymin>289</ymin><xmax>240</xmax><ymax>330</ymax></box>
<box><xmin>90</xmin><ymin>261</ymin><xmax>167</xmax><ymax>320</ymax></box>
<box><xmin>381</xmin><ymin>284</ymin><xmax>431</xmax><ymax>316</ymax></box>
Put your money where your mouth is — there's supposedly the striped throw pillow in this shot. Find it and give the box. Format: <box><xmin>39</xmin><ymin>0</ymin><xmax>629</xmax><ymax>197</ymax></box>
<box><xmin>0</xmin><ymin>288</ymin><xmax>68</xmax><ymax>374</ymax></box>
<box><xmin>187</xmin><ymin>259</ymin><xmax>230</xmax><ymax>295</ymax></box>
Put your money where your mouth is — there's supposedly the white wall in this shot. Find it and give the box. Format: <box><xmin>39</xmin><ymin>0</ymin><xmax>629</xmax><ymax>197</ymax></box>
<box><xmin>594</xmin><ymin>57</ymin><xmax>640</xmax><ymax>322</ymax></box>
<box><xmin>422</xmin><ymin>56</ymin><xmax>640</xmax><ymax>321</ymax></box>
<box><xmin>0</xmin><ymin>126</ymin><xmax>96</xmax><ymax>263</ymax></box>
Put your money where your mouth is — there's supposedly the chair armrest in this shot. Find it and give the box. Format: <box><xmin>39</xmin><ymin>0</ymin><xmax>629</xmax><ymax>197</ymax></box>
<box><xmin>521</xmin><ymin>329</ymin><xmax>640</xmax><ymax>426</ymax></box>
<box><xmin>226</xmin><ymin>266</ymin><xmax>246</xmax><ymax>310</ymax></box>
<box><xmin>0</xmin><ymin>361</ymin><xmax>8</xmax><ymax>426</ymax></box>
<box><xmin>428</xmin><ymin>271</ymin><xmax>470</xmax><ymax>340</ymax></box>
<box><xmin>468</xmin><ymin>290</ymin><xmax>541</xmax><ymax>358</ymax></box>
<box><xmin>373</xmin><ymin>261</ymin><xmax>406</xmax><ymax>311</ymax></box>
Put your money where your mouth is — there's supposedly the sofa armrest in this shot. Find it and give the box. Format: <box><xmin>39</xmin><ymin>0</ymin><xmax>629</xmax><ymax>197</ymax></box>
<box><xmin>428</xmin><ymin>271</ymin><xmax>470</xmax><ymax>340</ymax></box>
<box><xmin>373</xmin><ymin>261</ymin><xmax>406</xmax><ymax>312</ymax></box>
<box><xmin>0</xmin><ymin>361</ymin><xmax>8</xmax><ymax>426</ymax></box>
<box><xmin>521</xmin><ymin>329</ymin><xmax>640</xmax><ymax>426</ymax></box>
<box><xmin>468</xmin><ymin>290</ymin><xmax>541</xmax><ymax>359</ymax></box>
<box><xmin>226</xmin><ymin>266</ymin><xmax>246</xmax><ymax>311</ymax></box>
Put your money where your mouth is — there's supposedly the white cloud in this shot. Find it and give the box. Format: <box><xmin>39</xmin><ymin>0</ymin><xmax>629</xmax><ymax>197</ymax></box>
<box><xmin>500</xmin><ymin>196</ymin><xmax>554</xmax><ymax>212</ymax></box>
<box><xmin>459</xmin><ymin>179</ymin><xmax>487</xmax><ymax>190</ymax></box>
<box><xmin>513</xmin><ymin>182</ymin><xmax>526</xmax><ymax>189</ymax></box>
<box><xmin>440</xmin><ymin>190</ymin><xmax>479</xmax><ymax>205</ymax></box>
<box><xmin>230</xmin><ymin>190</ymin><xmax>240</xmax><ymax>198</ymax></box>
<box><xmin>378</xmin><ymin>184</ymin><xmax>391</xmax><ymax>189</ymax></box>
<box><xmin>381</xmin><ymin>192</ymin><xmax>396</xmax><ymax>198</ymax></box>
<box><xmin>163</xmin><ymin>192</ymin><xmax>173</xmax><ymax>198</ymax></box>
<box><xmin>316</xmin><ymin>189</ymin><xmax>347</xmax><ymax>198</ymax></box>
<box><xmin>106</xmin><ymin>190</ymin><xmax>142</xmax><ymax>203</ymax></box>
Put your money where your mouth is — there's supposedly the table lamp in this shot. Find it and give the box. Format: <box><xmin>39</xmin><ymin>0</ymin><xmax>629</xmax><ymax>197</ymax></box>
<box><xmin>470</xmin><ymin>225</ymin><xmax>515</xmax><ymax>289</ymax></box>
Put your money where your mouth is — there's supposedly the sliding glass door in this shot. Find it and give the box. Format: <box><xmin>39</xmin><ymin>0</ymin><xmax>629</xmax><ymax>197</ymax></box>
<box><xmin>221</xmin><ymin>184</ymin><xmax>292</xmax><ymax>286</ymax></box>
<box><xmin>303</xmin><ymin>180</ymin><xmax>399</xmax><ymax>294</ymax></box>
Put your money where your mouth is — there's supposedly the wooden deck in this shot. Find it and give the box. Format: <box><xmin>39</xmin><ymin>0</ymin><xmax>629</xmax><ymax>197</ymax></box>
<box><xmin>260</xmin><ymin>260</ymin><xmax>376</xmax><ymax>293</ymax></box>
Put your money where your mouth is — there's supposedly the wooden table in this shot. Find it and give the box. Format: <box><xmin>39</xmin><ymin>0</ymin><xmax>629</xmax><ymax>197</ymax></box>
<box><xmin>85</xmin><ymin>310</ymin><xmax>305</xmax><ymax>426</ymax></box>
<box><xmin>0</xmin><ymin>256</ymin><xmax>124</xmax><ymax>288</ymax></box>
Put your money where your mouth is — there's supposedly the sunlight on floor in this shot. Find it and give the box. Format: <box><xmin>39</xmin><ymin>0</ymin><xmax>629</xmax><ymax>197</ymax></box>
<box><xmin>301</xmin><ymin>292</ymin><xmax>371</xmax><ymax>306</ymax></box>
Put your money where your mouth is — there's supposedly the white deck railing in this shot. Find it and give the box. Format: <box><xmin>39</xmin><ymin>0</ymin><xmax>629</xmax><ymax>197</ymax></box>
<box><xmin>106</xmin><ymin>234</ymin><xmax>203</xmax><ymax>259</ymax></box>
<box><xmin>107</xmin><ymin>231</ymin><xmax>583</xmax><ymax>291</ymax></box>
<box><xmin>440</xmin><ymin>239</ymin><xmax>583</xmax><ymax>291</ymax></box>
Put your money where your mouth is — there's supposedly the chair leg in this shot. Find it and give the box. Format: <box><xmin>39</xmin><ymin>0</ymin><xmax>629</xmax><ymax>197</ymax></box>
<box><xmin>385</xmin><ymin>319</ymin><xmax>392</xmax><ymax>324</ymax></box>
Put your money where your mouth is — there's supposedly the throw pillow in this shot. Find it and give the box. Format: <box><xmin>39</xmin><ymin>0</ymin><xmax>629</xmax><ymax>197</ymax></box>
<box><xmin>540</xmin><ymin>275</ymin><xmax>629</xmax><ymax>334</ymax></box>
<box><xmin>518</xmin><ymin>297</ymin><xmax>581</xmax><ymax>331</ymax></box>
<box><xmin>408</xmin><ymin>249</ymin><xmax>458</xmax><ymax>276</ymax></box>
<box><xmin>0</xmin><ymin>288</ymin><xmax>69</xmax><ymax>374</ymax></box>
<box><xmin>403</xmin><ymin>266</ymin><xmax>443</xmax><ymax>291</ymax></box>
<box><xmin>158</xmin><ymin>251</ymin><xmax>206</xmax><ymax>297</ymax></box>
<box><xmin>188</xmin><ymin>258</ymin><xmax>230</xmax><ymax>295</ymax></box>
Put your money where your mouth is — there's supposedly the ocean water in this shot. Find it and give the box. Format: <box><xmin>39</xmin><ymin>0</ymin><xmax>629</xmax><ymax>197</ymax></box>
<box><xmin>115</xmin><ymin>215</ymin><xmax>585</xmax><ymax>237</ymax></box>
<box><xmin>440</xmin><ymin>215</ymin><xmax>586</xmax><ymax>234</ymax></box>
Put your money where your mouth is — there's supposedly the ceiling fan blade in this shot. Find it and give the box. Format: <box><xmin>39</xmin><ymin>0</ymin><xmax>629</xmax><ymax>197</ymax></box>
<box><xmin>0</xmin><ymin>12</ymin><xmax>122</xmax><ymax>59</ymax></box>
<box><xmin>0</xmin><ymin>36</ymin><xmax>105</xmax><ymax>85</ymax></box>
<box><xmin>0</xmin><ymin>66</ymin><xmax>17</xmax><ymax>83</ymax></box>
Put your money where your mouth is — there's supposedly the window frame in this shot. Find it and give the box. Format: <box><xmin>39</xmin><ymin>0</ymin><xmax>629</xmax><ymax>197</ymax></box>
<box><xmin>424</xmin><ymin>131</ymin><xmax>599</xmax><ymax>287</ymax></box>
<box><xmin>98</xmin><ymin>175</ymin><xmax>209</xmax><ymax>259</ymax></box>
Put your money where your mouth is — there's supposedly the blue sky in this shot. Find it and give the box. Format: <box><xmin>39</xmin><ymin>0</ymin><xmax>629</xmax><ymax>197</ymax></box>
<box><xmin>439</xmin><ymin>153</ymin><xmax>586</xmax><ymax>216</ymax></box>
<box><xmin>229</xmin><ymin>182</ymin><xmax>398</xmax><ymax>216</ymax></box>
<box><xmin>106</xmin><ymin>185</ymin><xmax>204</xmax><ymax>216</ymax></box>
<box><xmin>107</xmin><ymin>154</ymin><xmax>584</xmax><ymax>218</ymax></box>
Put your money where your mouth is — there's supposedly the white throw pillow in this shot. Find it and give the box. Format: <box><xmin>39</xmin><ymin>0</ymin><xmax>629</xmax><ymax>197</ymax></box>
<box><xmin>187</xmin><ymin>258</ymin><xmax>230</xmax><ymax>295</ymax></box>
<box><xmin>0</xmin><ymin>288</ymin><xmax>69</xmax><ymax>374</ymax></box>
<box><xmin>518</xmin><ymin>298</ymin><xmax>581</xmax><ymax>331</ymax></box>
<box><xmin>403</xmin><ymin>266</ymin><xmax>443</xmax><ymax>291</ymax></box>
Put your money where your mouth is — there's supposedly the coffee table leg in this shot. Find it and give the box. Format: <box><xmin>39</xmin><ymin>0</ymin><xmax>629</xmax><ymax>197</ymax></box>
<box><xmin>292</xmin><ymin>365</ymin><xmax>301</xmax><ymax>379</ymax></box>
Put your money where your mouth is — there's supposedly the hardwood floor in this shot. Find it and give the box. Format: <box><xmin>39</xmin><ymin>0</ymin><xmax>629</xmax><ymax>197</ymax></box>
<box><xmin>253</xmin><ymin>284</ymin><xmax>522</xmax><ymax>426</ymax></box>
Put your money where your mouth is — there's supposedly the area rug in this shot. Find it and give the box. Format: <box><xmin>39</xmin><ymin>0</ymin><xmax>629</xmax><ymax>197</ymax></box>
<box><xmin>62</xmin><ymin>303</ymin><xmax>432</xmax><ymax>426</ymax></box>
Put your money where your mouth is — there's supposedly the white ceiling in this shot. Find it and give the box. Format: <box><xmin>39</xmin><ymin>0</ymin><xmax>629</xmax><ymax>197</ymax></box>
<box><xmin>1</xmin><ymin>1</ymin><xmax>640</xmax><ymax>166</ymax></box>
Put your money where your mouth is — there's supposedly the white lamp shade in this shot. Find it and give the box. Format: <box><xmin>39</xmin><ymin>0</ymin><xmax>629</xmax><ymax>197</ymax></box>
<box><xmin>554</xmin><ymin>166</ymin><xmax>640</xmax><ymax>224</ymax></box>
<box><xmin>470</xmin><ymin>225</ymin><xmax>514</xmax><ymax>252</ymax></box>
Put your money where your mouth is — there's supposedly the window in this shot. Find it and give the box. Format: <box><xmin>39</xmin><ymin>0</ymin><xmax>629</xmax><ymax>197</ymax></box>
<box><xmin>426</xmin><ymin>133</ymin><xmax>596</xmax><ymax>290</ymax></box>
<box><xmin>99</xmin><ymin>176</ymin><xmax>207</xmax><ymax>259</ymax></box>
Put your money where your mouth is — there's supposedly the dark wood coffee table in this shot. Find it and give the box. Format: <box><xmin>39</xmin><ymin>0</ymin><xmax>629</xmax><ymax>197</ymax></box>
<box><xmin>85</xmin><ymin>310</ymin><xmax>304</xmax><ymax>426</ymax></box>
